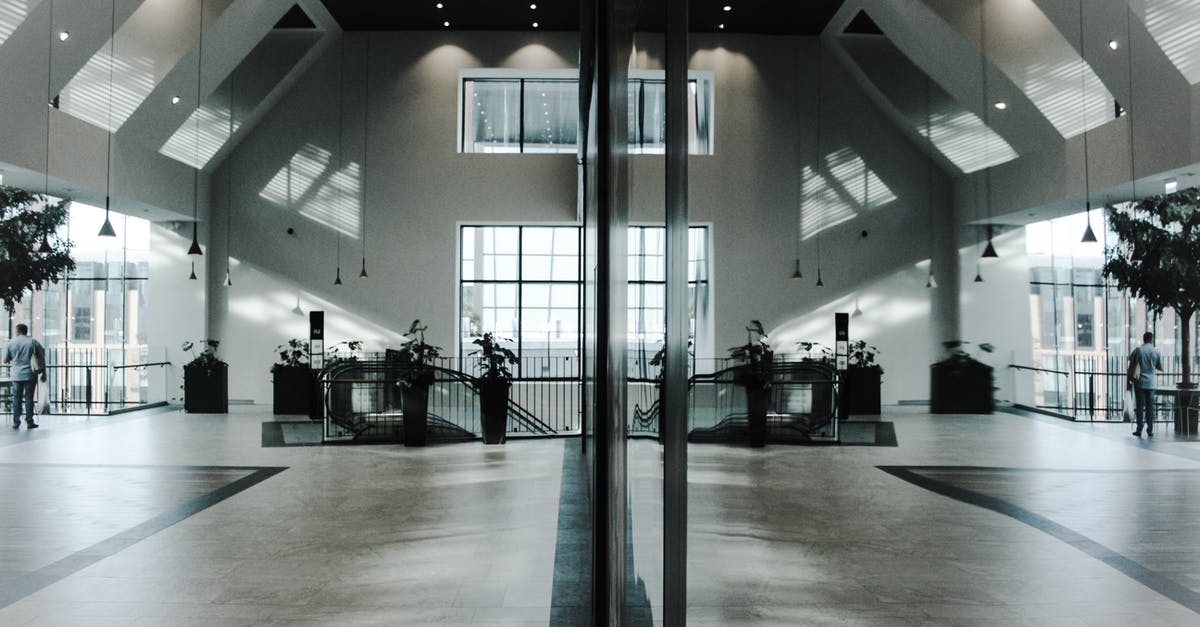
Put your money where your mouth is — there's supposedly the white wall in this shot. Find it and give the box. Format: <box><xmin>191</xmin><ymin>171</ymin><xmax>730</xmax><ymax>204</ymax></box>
<box><xmin>206</xmin><ymin>31</ymin><xmax>969</xmax><ymax>405</ymax></box>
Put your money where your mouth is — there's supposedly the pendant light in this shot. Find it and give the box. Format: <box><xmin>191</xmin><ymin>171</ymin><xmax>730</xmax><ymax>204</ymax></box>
<box><xmin>1124</xmin><ymin>4</ymin><xmax>1137</xmax><ymax>211</ymax></box>
<box><xmin>977</xmin><ymin>0</ymin><xmax>996</xmax><ymax>259</ymax></box>
<box><xmin>333</xmin><ymin>36</ymin><xmax>345</xmax><ymax>287</ymax></box>
<box><xmin>39</xmin><ymin>0</ymin><xmax>55</xmax><ymax>255</ymax></box>
<box><xmin>924</xmin><ymin>77</ymin><xmax>936</xmax><ymax>288</ymax></box>
<box><xmin>815</xmin><ymin>235</ymin><xmax>824</xmax><ymax>287</ymax></box>
<box><xmin>291</xmin><ymin>295</ymin><xmax>304</xmax><ymax>316</ymax></box>
<box><xmin>852</xmin><ymin>298</ymin><xmax>863</xmax><ymax>317</ymax></box>
<box><xmin>224</xmin><ymin>63</ymin><xmax>234</xmax><ymax>287</ymax></box>
<box><xmin>1076</xmin><ymin>0</ymin><xmax>1097</xmax><ymax>243</ymax></box>
<box><xmin>813</xmin><ymin>39</ymin><xmax>825</xmax><ymax>288</ymax></box>
<box><xmin>974</xmin><ymin>263</ymin><xmax>984</xmax><ymax>283</ymax></box>
<box><xmin>187</xmin><ymin>0</ymin><xmax>205</xmax><ymax>256</ymax></box>
<box><xmin>188</xmin><ymin>260</ymin><xmax>197</xmax><ymax>280</ymax></box>
<box><xmin>789</xmin><ymin>37</ymin><xmax>804</xmax><ymax>280</ymax></box>
<box><xmin>97</xmin><ymin>0</ymin><xmax>117</xmax><ymax>238</ymax></box>
<box><xmin>358</xmin><ymin>34</ymin><xmax>370</xmax><ymax>279</ymax></box>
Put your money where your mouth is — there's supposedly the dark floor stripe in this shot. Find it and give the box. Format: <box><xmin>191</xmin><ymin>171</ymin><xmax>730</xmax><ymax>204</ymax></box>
<box><xmin>879</xmin><ymin>466</ymin><xmax>1200</xmax><ymax>615</ymax></box>
<box><xmin>0</xmin><ymin>466</ymin><xmax>287</xmax><ymax>610</ymax></box>
<box><xmin>550</xmin><ymin>441</ymin><xmax>591</xmax><ymax>624</ymax></box>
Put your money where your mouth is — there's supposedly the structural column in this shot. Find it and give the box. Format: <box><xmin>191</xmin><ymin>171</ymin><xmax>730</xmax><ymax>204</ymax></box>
<box><xmin>663</xmin><ymin>0</ymin><xmax>689</xmax><ymax>624</ymax></box>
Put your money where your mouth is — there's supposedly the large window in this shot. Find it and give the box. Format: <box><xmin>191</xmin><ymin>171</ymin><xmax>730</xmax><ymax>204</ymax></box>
<box><xmin>460</xmin><ymin>70</ymin><xmax>714</xmax><ymax>155</ymax></box>
<box><xmin>459</xmin><ymin>225</ymin><xmax>711</xmax><ymax>375</ymax></box>
<box><xmin>4</xmin><ymin>200</ymin><xmax>151</xmax><ymax>407</ymax></box>
<box><xmin>1026</xmin><ymin>207</ymin><xmax>1197</xmax><ymax>413</ymax></box>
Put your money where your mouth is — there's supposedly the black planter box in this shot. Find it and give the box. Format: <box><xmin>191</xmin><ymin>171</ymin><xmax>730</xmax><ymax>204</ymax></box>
<box><xmin>184</xmin><ymin>363</ymin><xmax>228</xmax><ymax>413</ymax></box>
<box><xmin>272</xmin><ymin>366</ymin><xmax>313</xmax><ymax>415</ymax></box>
<box><xmin>745</xmin><ymin>384</ymin><xmax>770</xmax><ymax>447</ymax></box>
<box><xmin>930</xmin><ymin>359</ymin><xmax>993</xmax><ymax>414</ymax></box>
<box><xmin>845</xmin><ymin>368</ymin><xmax>882</xmax><ymax>416</ymax></box>
<box><xmin>479</xmin><ymin>379</ymin><xmax>510</xmax><ymax>445</ymax></box>
<box><xmin>402</xmin><ymin>382</ymin><xmax>430</xmax><ymax>446</ymax></box>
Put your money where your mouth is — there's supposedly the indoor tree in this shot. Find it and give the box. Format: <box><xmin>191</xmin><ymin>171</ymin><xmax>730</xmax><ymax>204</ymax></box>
<box><xmin>1103</xmin><ymin>187</ymin><xmax>1200</xmax><ymax>388</ymax></box>
<box><xmin>0</xmin><ymin>185</ymin><xmax>74</xmax><ymax>312</ymax></box>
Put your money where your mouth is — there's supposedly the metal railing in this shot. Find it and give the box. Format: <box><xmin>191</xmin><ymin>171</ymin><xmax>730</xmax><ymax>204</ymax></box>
<box><xmin>317</xmin><ymin>355</ymin><xmax>840</xmax><ymax>443</ymax></box>
<box><xmin>0</xmin><ymin>347</ymin><xmax>170</xmax><ymax>415</ymax></box>
<box><xmin>1011</xmin><ymin>356</ymin><xmax>1199</xmax><ymax>424</ymax></box>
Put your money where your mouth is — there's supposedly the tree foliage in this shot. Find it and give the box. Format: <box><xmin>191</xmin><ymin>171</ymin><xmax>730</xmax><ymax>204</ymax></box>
<box><xmin>0</xmin><ymin>186</ymin><xmax>75</xmax><ymax>313</ymax></box>
<box><xmin>1103</xmin><ymin>188</ymin><xmax>1200</xmax><ymax>318</ymax></box>
<box><xmin>1104</xmin><ymin>187</ymin><xmax>1200</xmax><ymax>387</ymax></box>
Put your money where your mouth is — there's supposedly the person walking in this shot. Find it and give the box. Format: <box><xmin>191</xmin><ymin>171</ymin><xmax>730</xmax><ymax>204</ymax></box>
<box><xmin>1128</xmin><ymin>331</ymin><xmax>1164</xmax><ymax>437</ymax></box>
<box><xmin>4</xmin><ymin>323</ymin><xmax>46</xmax><ymax>430</ymax></box>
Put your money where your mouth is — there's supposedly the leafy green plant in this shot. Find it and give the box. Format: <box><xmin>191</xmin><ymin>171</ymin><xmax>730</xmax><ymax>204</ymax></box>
<box><xmin>470</xmin><ymin>332</ymin><xmax>519</xmax><ymax>383</ymax></box>
<box><xmin>1104</xmin><ymin>187</ymin><xmax>1200</xmax><ymax>387</ymax></box>
<box><xmin>941</xmin><ymin>340</ymin><xmax>993</xmax><ymax>366</ymax></box>
<box><xmin>0</xmin><ymin>186</ymin><xmax>75</xmax><ymax>313</ymax></box>
<box><xmin>182</xmin><ymin>339</ymin><xmax>224</xmax><ymax>368</ymax></box>
<box><xmin>397</xmin><ymin>320</ymin><xmax>442</xmax><ymax>387</ymax></box>
<box><xmin>848</xmin><ymin>340</ymin><xmax>883</xmax><ymax>374</ymax></box>
<box><xmin>272</xmin><ymin>338</ymin><xmax>309</xmax><ymax>371</ymax></box>
<box><xmin>796</xmin><ymin>341</ymin><xmax>834</xmax><ymax>364</ymax></box>
<box><xmin>729</xmin><ymin>320</ymin><xmax>773</xmax><ymax>389</ymax></box>
<box><xmin>326</xmin><ymin>340</ymin><xmax>363</xmax><ymax>363</ymax></box>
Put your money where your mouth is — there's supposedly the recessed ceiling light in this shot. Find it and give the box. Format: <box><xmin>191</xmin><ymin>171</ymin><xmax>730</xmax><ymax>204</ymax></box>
<box><xmin>533</xmin><ymin>21</ymin><xmax>539</xmax><ymax>28</ymax></box>
<box><xmin>443</xmin><ymin>20</ymin><xmax>450</xmax><ymax>27</ymax></box>
<box><xmin>993</xmin><ymin>101</ymin><xmax>1007</xmax><ymax>110</ymax></box>
<box><xmin>723</xmin><ymin>5</ymin><xmax>732</xmax><ymax>11</ymax></box>
<box><xmin>530</xmin><ymin>3</ymin><xmax>537</xmax><ymax>9</ymax></box>
<box><xmin>1108</xmin><ymin>39</ymin><xmax>1119</xmax><ymax>50</ymax></box>
<box><xmin>718</xmin><ymin>23</ymin><xmax>725</xmax><ymax>29</ymax></box>
<box><xmin>57</xmin><ymin>31</ymin><xmax>69</xmax><ymax>41</ymax></box>
<box><xmin>436</xmin><ymin>2</ymin><xmax>444</xmax><ymax>8</ymax></box>
<box><xmin>171</xmin><ymin>95</ymin><xmax>181</xmax><ymax>104</ymax></box>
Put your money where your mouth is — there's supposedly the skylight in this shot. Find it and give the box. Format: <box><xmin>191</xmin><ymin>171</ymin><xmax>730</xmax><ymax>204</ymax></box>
<box><xmin>57</xmin><ymin>46</ymin><xmax>157</xmax><ymax>133</ymax></box>
<box><xmin>1020</xmin><ymin>58</ymin><xmax>1112</xmax><ymax>138</ymax></box>
<box><xmin>0</xmin><ymin>0</ymin><xmax>33</xmax><ymax>48</ymax></box>
<box><xmin>159</xmin><ymin>101</ymin><xmax>240</xmax><ymax>169</ymax></box>
<box><xmin>927</xmin><ymin>109</ymin><xmax>1018</xmax><ymax>174</ymax></box>
<box><xmin>1142</xmin><ymin>0</ymin><xmax>1200</xmax><ymax>84</ymax></box>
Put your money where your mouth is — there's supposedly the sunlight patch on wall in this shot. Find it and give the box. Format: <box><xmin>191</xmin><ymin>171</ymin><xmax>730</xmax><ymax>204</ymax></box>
<box><xmin>159</xmin><ymin>102</ymin><xmax>241</xmax><ymax>169</ymax></box>
<box><xmin>1143</xmin><ymin>0</ymin><xmax>1200</xmax><ymax>84</ymax></box>
<box><xmin>259</xmin><ymin>143</ymin><xmax>361</xmax><ymax>239</ymax></box>
<box><xmin>1021</xmin><ymin>58</ymin><xmax>1112</xmax><ymax>138</ymax></box>
<box><xmin>800</xmin><ymin>165</ymin><xmax>855</xmax><ymax>241</ymax></box>
<box><xmin>824</xmin><ymin>147</ymin><xmax>896</xmax><ymax>211</ymax></box>
<box><xmin>58</xmin><ymin>47</ymin><xmax>157</xmax><ymax>133</ymax></box>
<box><xmin>0</xmin><ymin>0</ymin><xmax>34</xmax><ymax>48</ymax></box>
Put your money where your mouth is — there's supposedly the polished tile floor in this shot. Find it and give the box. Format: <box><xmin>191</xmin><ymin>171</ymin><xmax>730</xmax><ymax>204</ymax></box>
<box><xmin>0</xmin><ymin>406</ymin><xmax>1198</xmax><ymax>625</ymax></box>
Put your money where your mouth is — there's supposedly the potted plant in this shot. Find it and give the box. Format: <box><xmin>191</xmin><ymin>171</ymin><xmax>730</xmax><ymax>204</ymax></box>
<box><xmin>396</xmin><ymin>321</ymin><xmax>442</xmax><ymax>446</ymax></box>
<box><xmin>470</xmin><ymin>332</ymin><xmax>518</xmax><ymax>444</ymax></box>
<box><xmin>930</xmin><ymin>341</ymin><xmax>994</xmax><ymax>414</ymax></box>
<box><xmin>271</xmin><ymin>338</ymin><xmax>311</xmax><ymax>415</ymax></box>
<box><xmin>846</xmin><ymin>340</ymin><xmax>883</xmax><ymax>415</ymax></box>
<box><xmin>324</xmin><ymin>339</ymin><xmax>363</xmax><ymax>423</ymax></box>
<box><xmin>182</xmin><ymin>340</ymin><xmax>227</xmax><ymax>413</ymax></box>
<box><xmin>729</xmin><ymin>320</ymin><xmax>773</xmax><ymax>447</ymax></box>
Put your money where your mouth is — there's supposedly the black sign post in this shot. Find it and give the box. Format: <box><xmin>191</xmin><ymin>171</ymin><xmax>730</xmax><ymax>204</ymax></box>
<box><xmin>835</xmin><ymin>312</ymin><xmax>849</xmax><ymax>423</ymax></box>
<box><xmin>309</xmin><ymin>311</ymin><xmax>325</xmax><ymax>370</ymax></box>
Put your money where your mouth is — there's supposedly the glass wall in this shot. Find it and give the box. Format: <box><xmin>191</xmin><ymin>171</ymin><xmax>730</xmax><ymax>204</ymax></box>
<box><xmin>3</xmin><ymin>200</ymin><xmax>152</xmax><ymax>410</ymax></box>
<box><xmin>1026</xmin><ymin>207</ymin><xmax>1197</xmax><ymax>416</ymax></box>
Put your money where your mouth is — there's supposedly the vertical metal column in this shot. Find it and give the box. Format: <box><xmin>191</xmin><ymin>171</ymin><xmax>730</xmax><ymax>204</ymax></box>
<box><xmin>582</xmin><ymin>0</ymin><xmax>633</xmax><ymax>622</ymax></box>
<box><xmin>663</xmin><ymin>0</ymin><xmax>689</xmax><ymax>624</ymax></box>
